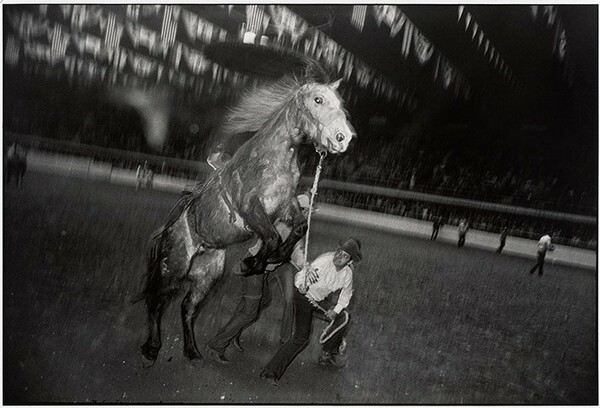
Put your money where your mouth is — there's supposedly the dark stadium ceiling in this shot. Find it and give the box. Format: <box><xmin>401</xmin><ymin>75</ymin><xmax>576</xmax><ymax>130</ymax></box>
<box><xmin>195</xmin><ymin>4</ymin><xmax>597</xmax><ymax>137</ymax></box>
<box><xmin>4</xmin><ymin>4</ymin><xmax>597</xmax><ymax>140</ymax></box>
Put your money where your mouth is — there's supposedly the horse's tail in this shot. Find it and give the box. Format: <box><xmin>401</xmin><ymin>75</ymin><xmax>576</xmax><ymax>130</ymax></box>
<box><xmin>131</xmin><ymin>229</ymin><xmax>164</xmax><ymax>305</ymax></box>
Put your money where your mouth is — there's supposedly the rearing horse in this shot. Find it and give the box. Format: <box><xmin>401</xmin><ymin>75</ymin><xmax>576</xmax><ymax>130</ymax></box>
<box><xmin>139</xmin><ymin>74</ymin><xmax>355</xmax><ymax>363</ymax></box>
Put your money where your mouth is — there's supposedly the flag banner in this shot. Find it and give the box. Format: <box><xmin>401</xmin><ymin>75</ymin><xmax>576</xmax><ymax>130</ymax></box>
<box><xmin>161</xmin><ymin>5</ymin><xmax>180</xmax><ymax>47</ymax></box>
<box><xmin>71</xmin><ymin>5</ymin><xmax>105</xmax><ymax>34</ymax></box>
<box><xmin>477</xmin><ymin>32</ymin><xmax>484</xmax><ymax>48</ymax></box>
<box><xmin>64</xmin><ymin>54</ymin><xmax>76</xmax><ymax>78</ymax></box>
<box><xmin>101</xmin><ymin>13</ymin><xmax>124</xmax><ymax>50</ymax></box>
<box><xmin>126</xmin><ymin>5</ymin><xmax>140</xmax><ymax>21</ymax></box>
<box><xmin>59</xmin><ymin>5</ymin><xmax>73</xmax><ymax>21</ymax></box>
<box><xmin>373</xmin><ymin>5</ymin><xmax>406</xmax><ymax>39</ymax></box>
<box><xmin>351</xmin><ymin>5</ymin><xmax>367</xmax><ymax>32</ymax></box>
<box><xmin>23</xmin><ymin>41</ymin><xmax>52</xmax><ymax>63</ymax></box>
<box><xmin>246</xmin><ymin>5</ymin><xmax>265</xmax><ymax>34</ymax></box>
<box><xmin>125</xmin><ymin>21</ymin><xmax>169</xmax><ymax>58</ymax></box>
<box><xmin>48</xmin><ymin>24</ymin><xmax>71</xmax><ymax>62</ymax></box>
<box><xmin>181</xmin><ymin>8</ymin><xmax>223</xmax><ymax>45</ymax></box>
<box><xmin>458</xmin><ymin>5</ymin><xmax>464</xmax><ymax>21</ymax></box>
<box><xmin>465</xmin><ymin>13</ymin><xmax>471</xmax><ymax>31</ymax></box>
<box><xmin>530</xmin><ymin>5</ymin><xmax>538</xmax><ymax>21</ymax></box>
<box><xmin>170</xmin><ymin>42</ymin><xmax>183</xmax><ymax>70</ymax></box>
<box><xmin>182</xmin><ymin>44</ymin><xmax>211</xmax><ymax>75</ymax></box>
<box><xmin>71</xmin><ymin>32</ymin><xmax>104</xmax><ymax>59</ymax></box>
<box><xmin>142</xmin><ymin>5</ymin><xmax>163</xmax><ymax>18</ymax></box>
<box><xmin>9</xmin><ymin>11</ymin><xmax>50</xmax><ymax>42</ymax></box>
<box><xmin>401</xmin><ymin>20</ymin><xmax>413</xmax><ymax>58</ymax></box>
<box><xmin>5</xmin><ymin>35</ymin><xmax>21</xmax><ymax>67</ymax></box>
<box><xmin>471</xmin><ymin>22</ymin><xmax>478</xmax><ymax>40</ymax></box>
<box><xmin>543</xmin><ymin>6</ymin><xmax>556</xmax><ymax>27</ymax></box>
<box><xmin>267</xmin><ymin>5</ymin><xmax>309</xmax><ymax>45</ymax></box>
<box><xmin>441</xmin><ymin>57</ymin><xmax>456</xmax><ymax>89</ymax></box>
<box><xmin>557</xmin><ymin>27</ymin><xmax>567</xmax><ymax>60</ymax></box>
<box><xmin>413</xmin><ymin>30</ymin><xmax>434</xmax><ymax>65</ymax></box>
<box><xmin>127</xmin><ymin>52</ymin><xmax>158</xmax><ymax>78</ymax></box>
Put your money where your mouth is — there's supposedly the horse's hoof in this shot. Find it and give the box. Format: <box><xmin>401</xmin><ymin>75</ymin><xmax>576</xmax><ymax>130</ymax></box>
<box><xmin>140</xmin><ymin>354</ymin><xmax>157</xmax><ymax>368</ymax></box>
<box><xmin>184</xmin><ymin>349</ymin><xmax>203</xmax><ymax>362</ymax></box>
<box><xmin>141</xmin><ymin>343</ymin><xmax>160</xmax><ymax>363</ymax></box>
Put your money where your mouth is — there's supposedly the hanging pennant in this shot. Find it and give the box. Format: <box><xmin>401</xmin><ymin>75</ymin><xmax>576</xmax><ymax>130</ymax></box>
<box><xmin>389</xmin><ymin>11</ymin><xmax>406</xmax><ymax>38</ymax></box>
<box><xmin>181</xmin><ymin>8</ymin><xmax>200</xmax><ymax>42</ymax></box>
<box><xmin>102</xmin><ymin>13</ymin><xmax>123</xmax><ymax>49</ymax></box>
<box><xmin>471</xmin><ymin>22</ymin><xmax>478</xmax><ymax>40</ymax></box>
<box><xmin>5</xmin><ymin>35</ymin><xmax>20</xmax><ymax>67</ymax></box>
<box><xmin>351</xmin><ymin>5</ymin><xmax>367</xmax><ymax>32</ymax></box>
<box><xmin>530</xmin><ymin>6</ymin><xmax>538</xmax><ymax>21</ymax></box>
<box><xmin>48</xmin><ymin>24</ymin><xmax>70</xmax><ymax>63</ymax></box>
<box><xmin>160</xmin><ymin>5</ymin><xmax>180</xmax><ymax>47</ymax></box>
<box><xmin>182</xmin><ymin>45</ymin><xmax>211</xmax><ymax>75</ymax></box>
<box><xmin>458</xmin><ymin>5</ymin><xmax>464</xmax><ymax>21</ymax></box>
<box><xmin>412</xmin><ymin>30</ymin><xmax>434</xmax><ymax>65</ymax></box>
<box><xmin>401</xmin><ymin>21</ymin><xmax>413</xmax><ymax>58</ymax></box>
<box><xmin>465</xmin><ymin>13</ymin><xmax>471</xmax><ymax>31</ymax></box>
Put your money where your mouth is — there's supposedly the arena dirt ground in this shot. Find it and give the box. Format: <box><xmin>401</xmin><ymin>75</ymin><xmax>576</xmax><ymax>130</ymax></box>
<box><xmin>3</xmin><ymin>172</ymin><xmax>597</xmax><ymax>404</ymax></box>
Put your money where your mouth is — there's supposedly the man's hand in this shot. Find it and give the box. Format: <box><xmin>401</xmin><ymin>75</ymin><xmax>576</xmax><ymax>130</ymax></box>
<box><xmin>325</xmin><ymin>309</ymin><xmax>337</xmax><ymax>320</ymax></box>
<box><xmin>298</xmin><ymin>284</ymin><xmax>308</xmax><ymax>294</ymax></box>
<box><xmin>306</xmin><ymin>266</ymin><xmax>319</xmax><ymax>284</ymax></box>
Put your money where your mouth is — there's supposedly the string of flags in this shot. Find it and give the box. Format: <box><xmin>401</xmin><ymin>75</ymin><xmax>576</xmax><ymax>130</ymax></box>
<box><xmin>266</xmin><ymin>5</ymin><xmax>410</xmax><ymax>107</ymax></box>
<box><xmin>372</xmin><ymin>5</ymin><xmax>471</xmax><ymax>99</ymax></box>
<box><xmin>530</xmin><ymin>5</ymin><xmax>574</xmax><ymax>86</ymax></box>
<box><xmin>6</xmin><ymin>4</ymin><xmax>430</xmax><ymax>107</ymax></box>
<box><xmin>457</xmin><ymin>6</ymin><xmax>518</xmax><ymax>91</ymax></box>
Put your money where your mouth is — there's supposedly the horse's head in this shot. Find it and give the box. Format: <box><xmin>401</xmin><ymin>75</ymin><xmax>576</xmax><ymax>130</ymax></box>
<box><xmin>297</xmin><ymin>79</ymin><xmax>355</xmax><ymax>154</ymax></box>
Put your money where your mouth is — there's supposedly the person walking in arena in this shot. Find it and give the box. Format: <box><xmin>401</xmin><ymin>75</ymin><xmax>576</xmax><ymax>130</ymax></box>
<box><xmin>496</xmin><ymin>226</ymin><xmax>509</xmax><ymax>254</ymax></box>
<box><xmin>260</xmin><ymin>237</ymin><xmax>362</xmax><ymax>386</ymax></box>
<box><xmin>430</xmin><ymin>215</ymin><xmax>443</xmax><ymax>241</ymax></box>
<box><xmin>457</xmin><ymin>218</ymin><xmax>469</xmax><ymax>248</ymax></box>
<box><xmin>204</xmin><ymin>192</ymin><xmax>312</xmax><ymax>364</ymax></box>
<box><xmin>529</xmin><ymin>233</ymin><xmax>555</xmax><ymax>276</ymax></box>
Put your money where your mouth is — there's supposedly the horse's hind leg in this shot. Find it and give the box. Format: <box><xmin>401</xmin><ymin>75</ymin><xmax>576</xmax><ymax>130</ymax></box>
<box><xmin>141</xmin><ymin>287</ymin><xmax>175</xmax><ymax>362</ymax></box>
<box><xmin>181</xmin><ymin>249</ymin><xmax>226</xmax><ymax>360</ymax></box>
<box><xmin>140</xmin><ymin>236</ymin><xmax>180</xmax><ymax>363</ymax></box>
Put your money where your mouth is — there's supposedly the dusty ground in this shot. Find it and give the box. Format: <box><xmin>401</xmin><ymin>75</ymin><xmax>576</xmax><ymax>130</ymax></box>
<box><xmin>3</xmin><ymin>172</ymin><xmax>597</xmax><ymax>404</ymax></box>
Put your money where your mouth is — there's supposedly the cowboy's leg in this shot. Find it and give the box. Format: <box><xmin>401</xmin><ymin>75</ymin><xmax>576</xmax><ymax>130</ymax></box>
<box><xmin>272</xmin><ymin>263</ymin><xmax>296</xmax><ymax>343</ymax></box>
<box><xmin>322</xmin><ymin>311</ymin><xmax>351</xmax><ymax>354</ymax></box>
<box><xmin>539</xmin><ymin>252</ymin><xmax>546</xmax><ymax>275</ymax></box>
<box><xmin>263</xmin><ymin>289</ymin><xmax>313</xmax><ymax>380</ymax></box>
<box><xmin>208</xmin><ymin>272</ymin><xmax>264</xmax><ymax>354</ymax></box>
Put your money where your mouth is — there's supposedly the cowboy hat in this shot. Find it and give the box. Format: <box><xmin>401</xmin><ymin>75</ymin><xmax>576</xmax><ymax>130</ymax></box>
<box><xmin>338</xmin><ymin>238</ymin><xmax>362</xmax><ymax>263</ymax></box>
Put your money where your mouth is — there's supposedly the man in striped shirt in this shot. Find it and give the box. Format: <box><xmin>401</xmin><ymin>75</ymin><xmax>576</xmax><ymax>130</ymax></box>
<box><xmin>260</xmin><ymin>238</ymin><xmax>362</xmax><ymax>385</ymax></box>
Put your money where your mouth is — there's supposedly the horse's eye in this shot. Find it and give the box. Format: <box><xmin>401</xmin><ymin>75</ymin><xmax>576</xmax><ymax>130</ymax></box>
<box><xmin>336</xmin><ymin>132</ymin><xmax>345</xmax><ymax>142</ymax></box>
<box><xmin>314</xmin><ymin>97</ymin><xmax>323</xmax><ymax>104</ymax></box>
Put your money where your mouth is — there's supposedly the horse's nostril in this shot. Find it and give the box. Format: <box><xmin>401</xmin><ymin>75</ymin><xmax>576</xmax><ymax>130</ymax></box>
<box><xmin>336</xmin><ymin>132</ymin><xmax>345</xmax><ymax>142</ymax></box>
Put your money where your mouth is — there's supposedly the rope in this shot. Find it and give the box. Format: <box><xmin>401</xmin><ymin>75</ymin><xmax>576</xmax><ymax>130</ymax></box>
<box><xmin>303</xmin><ymin>149</ymin><xmax>327</xmax><ymax>288</ymax></box>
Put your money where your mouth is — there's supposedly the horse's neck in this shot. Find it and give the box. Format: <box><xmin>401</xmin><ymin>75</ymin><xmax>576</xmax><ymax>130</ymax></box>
<box><xmin>251</xmin><ymin>102</ymin><xmax>300</xmax><ymax>154</ymax></box>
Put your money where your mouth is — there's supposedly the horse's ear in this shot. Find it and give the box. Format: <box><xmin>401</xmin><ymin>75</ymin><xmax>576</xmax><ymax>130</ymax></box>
<box><xmin>330</xmin><ymin>78</ymin><xmax>343</xmax><ymax>91</ymax></box>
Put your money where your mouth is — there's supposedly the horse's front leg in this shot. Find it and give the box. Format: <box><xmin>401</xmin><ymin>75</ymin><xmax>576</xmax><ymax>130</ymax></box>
<box><xmin>239</xmin><ymin>196</ymin><xmax>281</xmax><ymax>275</ymax></box>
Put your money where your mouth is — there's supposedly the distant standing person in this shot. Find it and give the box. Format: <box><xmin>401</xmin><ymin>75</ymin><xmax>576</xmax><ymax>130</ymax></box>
<box><xmin>431</xmin><ymin>215</ymin><xmax>443</xmax><ymax>241</ymax></box>
<box><xmin>496</xmin><ymin>226</ymin><xmax>508</xmax><ymax>254</ymax></box>
<box><xmin>529</xmin><ymin>233</ymin><xmax>555</xmax><ymax>276</ymax></box>
<box><xmin>457</xmin><ymin>219</ymin><xmax>469</xmax><ymax>248</ymax></box>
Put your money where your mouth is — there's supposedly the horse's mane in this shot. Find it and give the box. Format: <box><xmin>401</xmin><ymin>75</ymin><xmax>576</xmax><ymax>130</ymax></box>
<box><xmin>219</xmin><ymin>75</ymin><xmax>307</xmax><ymax>137</ymax></box>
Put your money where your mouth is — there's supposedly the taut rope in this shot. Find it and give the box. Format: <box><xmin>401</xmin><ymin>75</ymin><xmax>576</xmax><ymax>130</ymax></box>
<box><xmin>303</xmin><ymin>149</ymin><xmax>327</xmax><ymax>292</ymax></box>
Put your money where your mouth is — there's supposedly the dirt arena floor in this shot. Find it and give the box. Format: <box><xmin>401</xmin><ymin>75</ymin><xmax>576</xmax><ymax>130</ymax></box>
<box><xmin>3</xmin><ymin>172</ymin><xmax>597</xmax><ymax>404</ymax></box>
